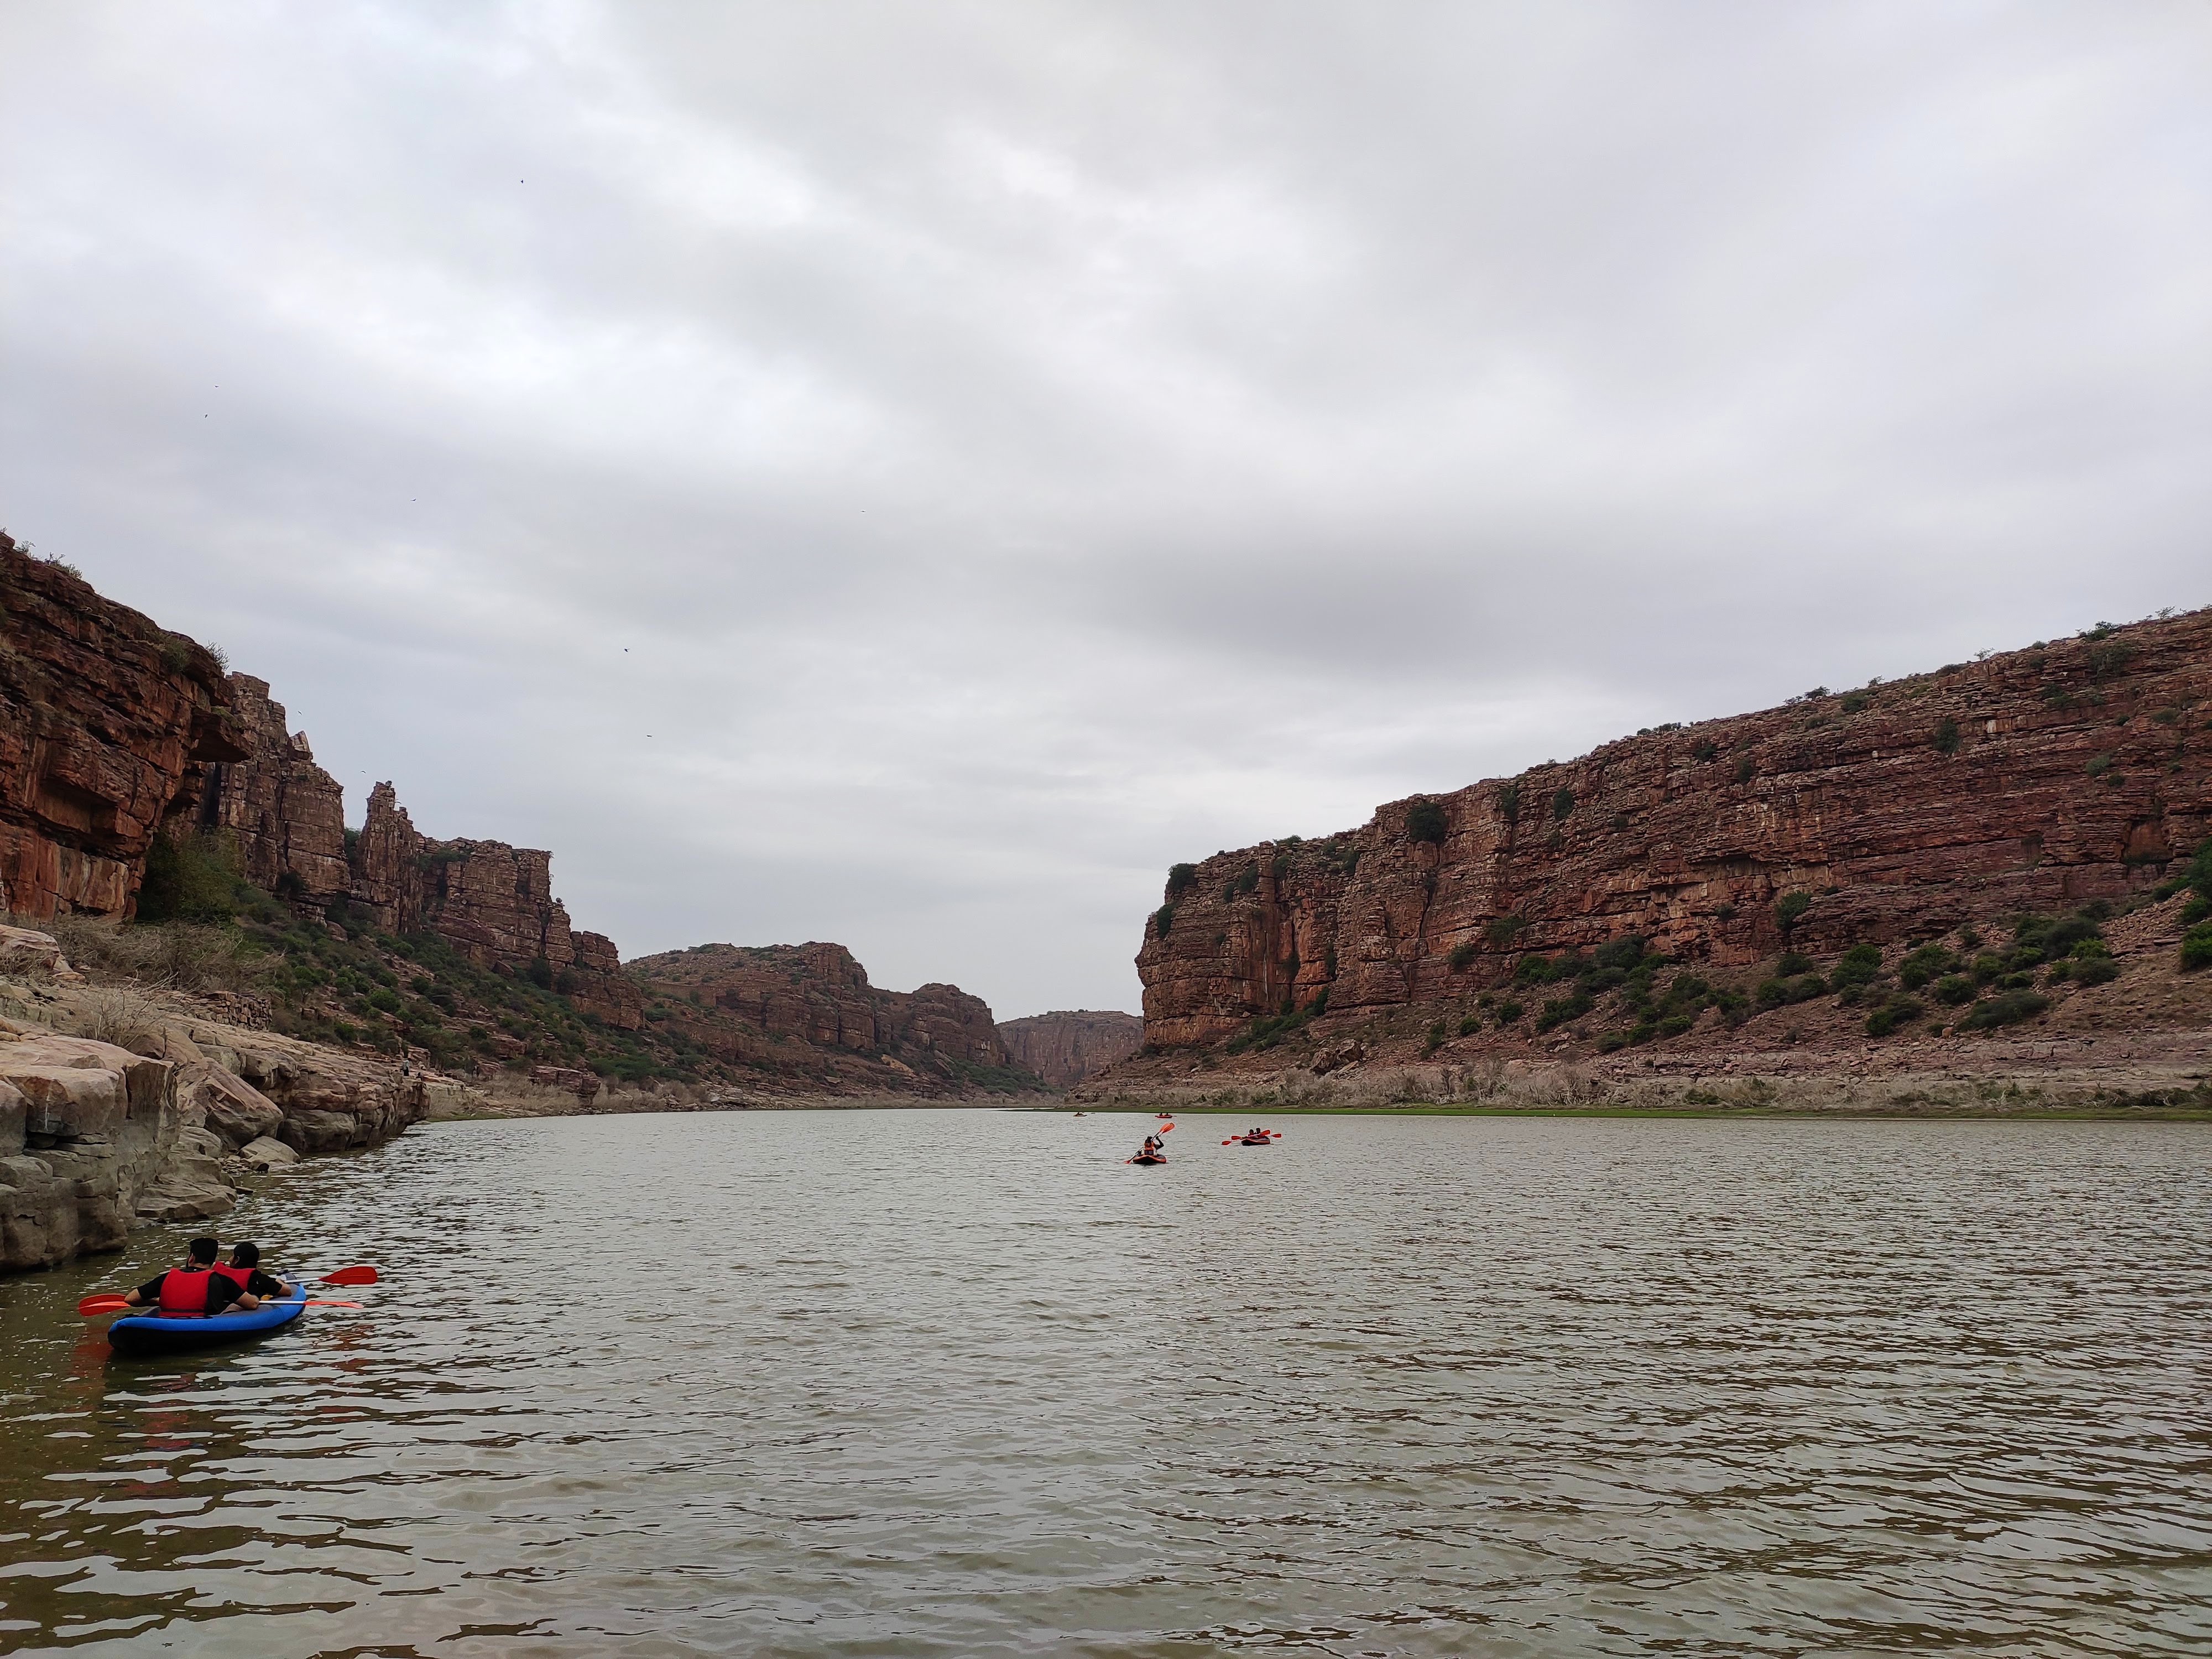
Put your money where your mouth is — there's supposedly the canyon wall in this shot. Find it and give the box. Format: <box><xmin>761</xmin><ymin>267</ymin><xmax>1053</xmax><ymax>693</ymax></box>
<box><xmin>347</xmin><ymin>782</ymin><xmax>643</xmax><ymax>1029</ymax></box>
<box><xmin>0</xmin><ymin>535</ymin><xmax>246</xmax><ymax>919</ymax></box>
<box><xmin>1138</xmin><ymin>611</ymin><xmax>2212</xmax><ymax>1045</ymax></box>
<box><xmin>626</xmin><ymin>942</ymin><xmax>1028</xmax><ymax>1094</ymax></box>
<box><xmin>997</xmin><ymin>1010</ymin><xmax>1144</xmax><ymax>1086</ymax></box>
<box><xmin>197</xmin><ymin>674</ymin><xmax>351</xmax><ymax>910</ymax></box>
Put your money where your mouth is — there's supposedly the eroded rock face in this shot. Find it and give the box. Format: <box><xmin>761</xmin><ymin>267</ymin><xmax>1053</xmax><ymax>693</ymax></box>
<box><xmin>348</xmin><ymin>782</ymin><xmax>644</xmax><ymax>1029</ymax></box>
<box><xmin>627</xmin><ymin>942</ymin><xmax>1022</xmax><ymax>1093</ymax></box>
<box><xmin>997</xmin><ymin>1010</ymin><xmax>1143</xmax><ymax>1086</ymax></box>
<box><xmin>0</xmin><ymin>1027</ymin><xmax>207</xmax><ymax>1269</ymax></box>
<box><xmin>0</xmin><ymin>535</ymin><xmax>247</xmax><ymax>920</ymax></box>
<box><xmin>199</xmin><ymin>674</ymin><xmax>349</xmax><ymax>909</ymax></box>
<box><xmin>1138</xmin><ymin>611</ymin><xmax>2212</xmax><ymax>1045</ymax></box>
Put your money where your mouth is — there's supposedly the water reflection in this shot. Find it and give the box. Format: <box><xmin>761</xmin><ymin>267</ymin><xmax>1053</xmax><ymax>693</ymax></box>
<box><xmin>3</xmin><ymin>1112</ymin><xmax>2210</xmax><ymax>1656</ymax></box>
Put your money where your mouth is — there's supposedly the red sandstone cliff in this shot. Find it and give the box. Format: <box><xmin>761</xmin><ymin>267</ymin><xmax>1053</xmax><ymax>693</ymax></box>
<box><xmin>1135</xmin><ymin>610</ymin><xmax>2212</xmax><ymax>1046</ymax></box>
<box><xmin>347</xmin><ymin>783</ymin><xmax>643</xmax><ymax>1029</ymax></box>
<box><xmin>199</xmin><ymin>674</ymin><xmax>350</xmax><ymax>910</ymax></box>
<box><xmin>0</xmin><ymin>534</ymin><xmax>247</xmax><ymax>919</ymax></box>
<box><xmin>997</xmin><ymin>1010</ymin><xmax>1143</xmax><ymax>1086</ymax></box>
<box><xmin>625</xmin><ymin>942</ymin><xmax>1032</xmax><ymax>1094</ymax></box>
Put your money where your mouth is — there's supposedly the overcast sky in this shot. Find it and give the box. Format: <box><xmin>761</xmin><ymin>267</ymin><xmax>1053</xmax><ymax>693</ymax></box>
<box><xmin>3</xmin><ymin>3</ymin><xmax>2208</xmax><ymax>1018</ymax></box>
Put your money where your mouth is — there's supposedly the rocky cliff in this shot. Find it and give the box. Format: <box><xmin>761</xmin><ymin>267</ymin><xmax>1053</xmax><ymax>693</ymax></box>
<box><xmin>1135</xmin><ymin>610</ymin><xmax>2212</xmax><ymax>1047</ymax></box>
<box><xmin>625</xmin><ymin>942</ymin><xmax>1035</xmax><ymax>1095</ymax></box>
<box><xmin>346</xmin><ymin>783</ymin><xmax>643</xmax><ymax>1029</ymax></box>
<box><xmin>0</xmin><ymin>534</ymin><xmax>247</xmax><ymax>919</ymax></box>
<box><xmin>198</xmin><ymin>674</ymin><xmax>351</xmax><ymax>911</ymax></box>
<box><xmin>997</xmin><ymin>1010</ymin><xmax>1143</xmax><ymax>1086</ymax></box>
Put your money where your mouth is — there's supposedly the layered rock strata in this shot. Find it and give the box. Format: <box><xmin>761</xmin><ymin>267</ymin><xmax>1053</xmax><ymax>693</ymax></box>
<box><xmin>626</xmin><ymin>942</ymin><xmax>1027</xmax><ymax>1094</ymax></box>
<box><xmin>1136</xmin><ymin>610</ymin><xmax>2212</xmax><ymax>1046</ymax></box>
<box><xmin>0</xmin><ymin>534</ymin><xmax>247</xmax><ymax>919</ymax></box>
<box><xmin>997</xmin><ymin>1010</ymin><xmax>1144</xmax><ymax>1086</ymax></box>
<box><xmin>197</xmin><ymin>674</ymin><xmax>349</xmax><ymax>910</ymax></box>
<box><xmin>348</xmin><ymin>782</ymin><xmax>643</xmax><ymax>1029</ymax></box>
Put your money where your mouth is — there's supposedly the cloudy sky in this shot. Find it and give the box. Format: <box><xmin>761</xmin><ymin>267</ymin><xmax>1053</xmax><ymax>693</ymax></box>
<box><xmin>3</xmin><ymin>3</ymin><xmax>2208</xmax><ymax>1018</ymax></box>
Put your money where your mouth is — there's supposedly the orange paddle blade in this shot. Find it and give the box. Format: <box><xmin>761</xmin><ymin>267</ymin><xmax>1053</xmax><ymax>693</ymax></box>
<box><xmin>318</xmin><ymin>1265</ymin><xmax>379</xmax><ymax>1286</ymax></box>
<box><xmin>79</xmin><ymin>1294</ymin><xmax>129</xmax><ymax>1315</ymax></box>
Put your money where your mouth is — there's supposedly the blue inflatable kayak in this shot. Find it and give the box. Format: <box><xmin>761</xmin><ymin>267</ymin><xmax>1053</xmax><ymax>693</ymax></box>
<box><xmin>107</xmin><ymin>1281</ymin><xmax>307</xmax><ymax>1357</ymax></box>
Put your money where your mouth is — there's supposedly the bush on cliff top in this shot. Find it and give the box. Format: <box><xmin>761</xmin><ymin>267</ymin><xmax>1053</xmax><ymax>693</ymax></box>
<box><xmin>2181</xmin><ymin>923</ymin><xmax>2212</xmax><ymax>972</ymax></box>
<box><xmin>1166</xmin><ymin>862</ymin><xmax>1198</xmax><ymax>898</ymax></box>
<box><xmin>1405</xmin><ymin>799</ymin><xmax>1448</xmax><ymax>844</ymax></box>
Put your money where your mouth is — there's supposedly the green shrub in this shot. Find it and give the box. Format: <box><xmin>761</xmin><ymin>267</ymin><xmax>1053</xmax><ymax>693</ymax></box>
<box><xmin>1774</xmin><ymin>891</ymin><xmax>1811</xmax><ymax>933</ymax></box>
<box><xmin>1233</xmin><ymin>862</ymin><xmax>1260</xmax><ymax>896</ymax></box>
<box><xmin>366</xmin><ymin>987</ymin><xmax>403</xmax><ymax>1014</ymax></box>
<box><xmin>1457</xmin><ymin>1013</ymin><xmax>1481</xmax><ymax>1037</ymax></box>
<box><xmin>1898</xmin><ymin>943</ymin><xmax>1958</xmax><ymax>989</ymax></box>
<box><xmin>1656</xmin><ymin>1013</ymin><xmax>1695</xmax><ymax>1038</ymax></box>
<box><xmin>1931</xmin><ymin>974</ymin><xmax>1976</xmax><ymax>1006</ymax></box>
<box><xmin>1514</xmin><ymin>952</ymin><xmax>1557</xmax><ymax>985</ymax></box>
<box><xmin>1494</xmin><ymin>1000</ymin><xmax>1525</xmax><ymax>1024</ymax></box>
<box><xmin>1841</xmin><ymin>692</ymin><xmax>1870</xmax><ymax>714</ymax></box>
<box><xmin>1448</xmin><ymin>940</ymin><xmax>1479</xmax><ymax>972</ymax></box>
<box><xmin>1271</xmin><ymin>852</ymin><xmax>1292</xmax><ymax>881</ymax></box>
<box><xmin>1691</xmin><ymin>738</ymin><xmax>1717</xmax><ymax>762</ymax></box>
<box><xmin>1496</xmin><ymin>783</ymin><xmax>1520</xmax><ymax>823</ymax></box>
<box><xmin>1829</xmin><ymin>942</ymin><xmax>1884</xmax><ymax>988</ymax></box>
<box><xmin>1969</xmin><ymin>953</ymin><xmax>2002</xmax><ymax>985</ymax></box>
<box><xmin>526</xmin><ymin>956</ymin><xmax>554</xmax><ymax>989</ymax></box>
<box><xmin>1958</xmin><ymin>990</ymin><xmax>2050</xmax><ymax>1031</ymax></box>
<box><xmin>1424</xmin><ymin>1020</ymin><xmax>1447</xmax><ymax>1053</ymax></box>
<box><xmin>135</xmin><ymin>830</ymin><xmax>246</xmax><ymax>924</ymax></box>
<box><xmin>1594</xmin><ymin>935</ymin><xmax>1648</xmax><ymax>972</ymax></box>
<box><xmin>1933</xmin><ymin>717</ymin><xmax>1960</xmax><ymax>754</ymax></box>
<box><xmin>1551</xmin><ymin>787</ymin><xmax>1574</xmax><ymax>821</ymax></box>
<box><xmin>2182</xmin><ymin>896</ymin><xmax>2210</xmax><ymax>926</ymax></box>
<box><xmin>1485</xmin><ymin>914</ymin><xmax>1526</xmax><ymax>946</ymax></box>
<box><xmin>1306</xmin><ymin>987</ymin><xmax>1329</xmax><ymax>1017</ymax></box>
<box><xmin>1776</xmin><ymin>950</ymin><xmax>1814</xmax><ymax>975</ymax></box>
<box><xmin>1734</xmin><ymin>755</ymin><xmax>1754</xmax><ymax>784</ymax></box>
<box><xmin>1405</xmin><ymin>800</ymin><xmax>1448</xmax><ymax>844</ymax></box>
<box><xmin>2181</xmin><ymin>923</ymin><xmax>2212</xmax><ymax>972</ymax></box>
<box><xmin>1166</xmin><ymin>862</ymin><xmax>1198</xmax><ymax>898</ymax></box>
<box><xmin>2084</xmin><ymin>753</ymin><xmax>2112</xmax><ymax>778</ymax></box>
<box><xmin>1152</xmin><ymin>904</ymin><xmax>1176</xmax><ymax>938</ymax></box>
<box><xmin>1714</xmin><ymin>902</ymin><xmax>1737</xmax><ymax>921</ymax></box>
<box><xmin>1865</xmin><ymin>994</ymin><xmax>1923</xmax><ymax>1037</ymax></box>
<box><xmin>2069</xmin><ymin>957</ymin><xmax>2120</xmax><ymax>987</ymax></box>
<box><xmin>1534</xmin><ymin>990</ymin><xmax>1592</xmax><ymax>1033</ymax></box>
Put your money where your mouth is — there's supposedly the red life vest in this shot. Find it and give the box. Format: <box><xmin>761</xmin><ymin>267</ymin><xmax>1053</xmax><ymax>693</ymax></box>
<box><xmin>210</xmin><ymin>1261</ymin><xmax>251</xmax><ymax>1293</ymax></box>
<box><xmin>156</xmin><ymin>1266</ymin><xmax>216</xmax><ymax>1317</ymax></box>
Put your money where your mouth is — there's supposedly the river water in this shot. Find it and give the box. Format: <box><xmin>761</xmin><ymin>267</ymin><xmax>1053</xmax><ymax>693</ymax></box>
<box><xmin>3</xmin><ymin>1110</ymin><xmax>2210</xmax><ymax>1657</ymax></box>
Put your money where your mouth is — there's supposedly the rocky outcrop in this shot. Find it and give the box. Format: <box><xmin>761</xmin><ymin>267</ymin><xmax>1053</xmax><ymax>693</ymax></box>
<box><xmin>347</xmin><ymin>782</ymin><xmax>644</xmax><ymax>1029</ymax></box>
<box><xmin>626</xmin><ymin>942</ymin><xmax>1031</xmax><ymax>1094</ymax></box>
<box><xmin>1137</xmin><ymin>610</ymin><xmax>2212</xmax><ymax>1046</ymax></box>
<box><xmin>0</xmin><ymin>1026</ymin><xmax>217</xmax><ymax>1270</ymax></box>
<box><xmin>0</xmin><ymin>533</ymin><xmax>247</xmax><ymax>920</ymax></box>
<box><xmin>997</xmin><ymin>1010</ymin><xmax>1143</xmax><ymax>1086</ymax></box>
<box><xmin>197</xmin><ymin>674</ymin><xmax>349</xmax><ymax>910</ymax></box>
<box><xmin>0</xmin><ymin>946</ymin><xmax>432</xmax><ymax>1271</ymax></box>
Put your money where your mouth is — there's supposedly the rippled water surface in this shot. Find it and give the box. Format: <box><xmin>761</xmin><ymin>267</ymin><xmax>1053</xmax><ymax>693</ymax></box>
<box><xmin>4</xmin><ymin>1111</ymin><xmax>2212</xmax><ymax>1657</ymax></box>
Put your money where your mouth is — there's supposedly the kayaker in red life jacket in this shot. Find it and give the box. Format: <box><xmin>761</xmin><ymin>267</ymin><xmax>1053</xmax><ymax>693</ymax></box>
<box><xmin>212</xmin><ymin>1241</ymin><xmax>290</xmax><ymax>1301</ymax></box>
<box><xmin>121</xmin><ymin>1237</ymin><xmax>262</xmax><ymax>1318</ymax></box>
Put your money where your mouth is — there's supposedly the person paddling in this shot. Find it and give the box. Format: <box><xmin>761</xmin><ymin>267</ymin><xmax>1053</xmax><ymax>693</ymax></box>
<box><xmin>212</xmin><ymin>1241</ymin><xmax>291</xmax><ymax>1302</ymax></box>
<box><xmin>122</xmin><ymin>1238</ymin><xmax>262</xmax><ymax>1318</ymax></box>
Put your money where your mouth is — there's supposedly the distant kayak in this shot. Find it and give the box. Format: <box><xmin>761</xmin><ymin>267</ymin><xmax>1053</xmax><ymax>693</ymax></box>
<box><xmin>1238</xmin><ymin>1136</ymin><xmax>1273</xmax><ymax>1146</ymax></box>
<box><xmin>108</xmin><ymin>1281</ymin><xmax>307</xmax><ymax>1357</ymax></box>
<box><xmin>1129</xmin><ymin>1154</ymin><xmax>1167</xmax><ymax>1166</ymax></box>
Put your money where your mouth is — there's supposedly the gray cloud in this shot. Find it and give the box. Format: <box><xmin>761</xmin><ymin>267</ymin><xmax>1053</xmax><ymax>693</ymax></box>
<box><xmin>3</xmin><ymin>1</ymin><xmax>2208</xmax><ymax>1016</ymax></box>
